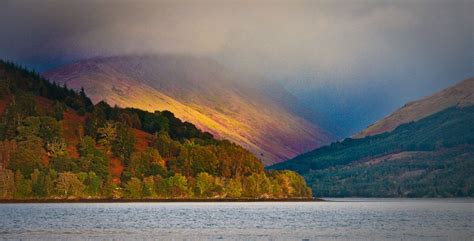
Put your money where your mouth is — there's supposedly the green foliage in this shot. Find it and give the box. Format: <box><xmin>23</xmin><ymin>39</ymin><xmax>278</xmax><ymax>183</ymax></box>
<box><xmin>50</xmin><ymin>156</ymin><xmax>77</xmax><ymax>173</ymax></box>
<box><xmin>16</xmin><ymin>116</ymin><xmax>62</xmax><ymax>145</ymax></box>
<box><xmin>162</xmin><ymin>173</ymin><xmax>190</xmax><ymax>198</ymax></box>
<box><xmin>14</xmin><ymin>170</ymin><xmax>32</xmax><ymax>198</ymax></box>
<box><xmin>0</xmin><ymin>60</ymin><xmax>312</xmax><ymax>200</ymax></box>
<box><xmin>55</xmin><ymin>172</ymin><xmax>85</xmax><ymax>198</ymax></box>
<box><xmin>151</xmin><ymin>131</ymin><xmax>181</xmax><ymax>158</ymax></box>
<box><xmin>224</xmin><ymin>178</ymin><xmax>243</xmax><ymax>198</ymax></box>
<box><xmin>124</xmin><ymin>177</ymin><xmax>143</xmax><ymax>199</ymax></box>
<box><xmin>77</xmin><ymin>136</ymin><xmax>109</xmax><ymax>180</ymax></box>
<box><xmin>0</xmin><ymin>169</ymin><xmax>15</xmax><ymax>199</ymax></box>
<box><xmin>194</xmin><ymin>172</ymin><xmax>216</xmax><ymax>197</ymax></box>
<box><xmin>272</xmin><ymin>107</ymin><xmax>474</xmax><ymax>173</ymax></box>
<box><xmin>53</xmin><ymin>101</ymin><xmax>66</xmax><ymax>120</ymax></box>
<box><xmin>142</xmin><ymin>176</ymin><xmax>156</xmax><ymax>198</ymax></box>
<box><xmin>271</xmin><ymin>107</ymin><xmax>474</xmax><ymax>197</ymax></box>
<box><xmin>84</xmin><ymin>172</ymin><xmax>101</xmax><ymax>196</ymax></box>
<box><xmin>31</xmin><ymin>169</ymin><xmax>46</xmax><ymax>197</ymax></box>
<box><xmin>9</xmin><ymin>136</ymin><xmax>45</xmax><ymax>176</ymax></box>
<box><xmin>305</xmin><ymin>147</ymin><xmax>474</xmax><ymax>197</ymax></box>
<box><xmin>0</xmin><ymin>93</ymin><xmax>38</xmax><ymax>140</ymax></box>
<box><xmin>46</xmin><ymin>138</ymin><xmax>68</xmax><ymax>158</ymax></box>
<box><xmin>128</xmin><ymin>148</ymin><xmax>165</xmax><ymax>178</ymax></box>
<box><xmin>97</xmin><ymin>122</ymin><xmax>116</xmax><ymax>153</ymax></box>
<box><xmin>0</xmin><ymin>60</ymin><xmax>93</xmax><ymax>113</ymax></box>
<box><xmin>111</xmin><ymin>123</ymin><xmax>136</xmax><ymax>163</ymax></box>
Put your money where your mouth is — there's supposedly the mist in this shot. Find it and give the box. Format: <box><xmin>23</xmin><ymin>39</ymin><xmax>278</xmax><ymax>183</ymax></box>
<box><xmin>1</xmin><ymin>0</ymin><xmax>472</xmax><ymax>136</ymax></box>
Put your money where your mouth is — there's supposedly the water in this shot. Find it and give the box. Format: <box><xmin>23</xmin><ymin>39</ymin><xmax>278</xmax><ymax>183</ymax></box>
<box><xmin>0</xmin><ymin>199</ymin><xmax>472</xmax><ymax>240</ymax></box>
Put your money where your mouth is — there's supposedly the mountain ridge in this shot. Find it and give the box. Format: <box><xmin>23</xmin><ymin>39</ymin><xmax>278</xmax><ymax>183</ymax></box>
<box><xmin>270</xmin><ymin>78</ymin><xmax>474</xmax><ymax>197</ymax></box>
<box><xmin>355</xmin><ymin>77</ymin><xmax>474</xmax><ymax>138</ymax></box>
<box><xmin>44</xmin><ymin>55</ymin><xmax>331</xmax><ymax>165</ymax></box>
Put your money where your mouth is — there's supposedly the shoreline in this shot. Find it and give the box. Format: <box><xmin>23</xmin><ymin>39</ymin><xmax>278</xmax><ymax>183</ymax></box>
<box><xmin>0</xmin><ymin>197</ymin><xmax>324</xmax><ymax>203</ymax></box>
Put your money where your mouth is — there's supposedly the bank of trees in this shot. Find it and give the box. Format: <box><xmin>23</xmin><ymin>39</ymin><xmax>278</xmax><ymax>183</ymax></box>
<box><xmin>0</xmin><ymin>60</ymin><xmax>312</xmax><ymax>199</ymax></box>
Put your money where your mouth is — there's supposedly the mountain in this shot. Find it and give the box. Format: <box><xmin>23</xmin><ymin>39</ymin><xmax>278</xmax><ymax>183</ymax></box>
<box><xmin>270</xmin><ymin>79</ymin><xmax>474</xmax><ymax>197</ymax></box>
<box><xmin>0</xmin><ymin>60</ymin><xmax>312</xmax><ymax>200</ymax></box>
<box><xmin>43</xmin><ymin>55</ymin><xmax>331</xmax><ymax>165</ymax></box>
<box><xmin>355</xmin><ymin>77</ymin><xmax>474</xmax><ymax>138</ymax></box>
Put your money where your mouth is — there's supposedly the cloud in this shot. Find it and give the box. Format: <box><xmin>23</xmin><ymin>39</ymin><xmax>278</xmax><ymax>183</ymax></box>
<box><xmin>1</xmin><ymin>0</ymin><xmax>472</xmax><ymax>135</ymax></box>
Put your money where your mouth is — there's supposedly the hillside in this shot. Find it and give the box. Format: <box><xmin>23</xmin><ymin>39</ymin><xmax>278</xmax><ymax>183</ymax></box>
<box><xmin>270</xmin><ymin>106</ymin><xmax>474</xmax><ymax>197</ymax></box>
<box><xmin>0</xmin><ymin>60</ymin><xmax>312</xmax><ymax>200</ymax></box>
<box><xmin>43</xmin><ymin>55</ymin><xmax>331</xmax><ymax>164</ymax></box>
<box><xmin>355</xmin><ymin>77</ymin><xmax>474</xmax><ymax>138</ymax></box>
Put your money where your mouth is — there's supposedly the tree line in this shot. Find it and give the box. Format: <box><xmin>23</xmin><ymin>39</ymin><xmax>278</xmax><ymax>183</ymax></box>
<box><xmin>0</xmin><ymin>60</ymin><xmax>312</xmax><ymax>199</ymax></box>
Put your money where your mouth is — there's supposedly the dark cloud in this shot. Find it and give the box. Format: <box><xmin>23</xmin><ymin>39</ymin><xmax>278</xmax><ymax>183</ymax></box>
<box><xmin>1</xmin><ymin>0</ymin><xmax>472</xmax><ymax>136</ymax></box>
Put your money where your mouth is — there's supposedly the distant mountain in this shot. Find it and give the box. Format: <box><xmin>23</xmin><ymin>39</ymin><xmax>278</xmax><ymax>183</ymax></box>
<box><xmin>44</xmin><ymin>55</ymin><xmax>331</xmax><ymax>165</ymax></box>
<box><xmin>355</xmin><ymin>77</ymin><xmax>474</xmax><ymax>138</ymax></box>
<box><xmin>270</xmin><ymin>78</ymin><xmax>474</xmax><ymax>197</ymax></box>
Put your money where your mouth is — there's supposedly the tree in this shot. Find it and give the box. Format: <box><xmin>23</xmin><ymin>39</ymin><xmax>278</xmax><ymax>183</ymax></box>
<box><xmin>84</xmin><ymin>102</ymin><xmax>108</xmax><ymax>137</ymax></box>
<box><xmin>151</xmin><ymin>131</ymin><xmax>181</xmax><ymax>158</ymax></box>
<box><xmin>9</xmin><ymin>136</ymin><xmax>45</xmax><ymax>176</ymax></box>
<box><xmin>84</xmin><ymin>171</ymin><xmax>101</xmax><ymax>197</ymax></box>
<box><xmin>187</xmin><ymin>145</ymin><xmax>218</xmax><ymax>176</ymax></box>
<box><xmin>129</xmin><ymin>148</ymin><xmax>165</xmax><ymax>178</ymax></box>
<box><xmin>44</xmin><ymin>169</ymin><xmax>57</xmax><ymax>196</ymax></box>
<box><xmin>14</xmin><ymin>170</ymin><xmax>32</xmax><ymax>198</ymax></box>
<box><xmin>55</xmin><ymin>172</ymin><xmax>85</xmax><ymax>198</ymax></box>
<box><xmin>77</xmin><ymin>136</ymin><xmax>109</xmax><ymax>180</ymax></box>
<box><xmin>31</xmin><ymin>169</ymin><xmax>46</xmax><ymax>197</ymax></box>
<box><xmin>38</xmin><ymin>116</ymin><xmax>62</xmax><ymax>144</ymax></box>
<box><xmin>142</xmin><ymin>176</ymin><xmax>156</xmax><ymax>198</ymax></box>
<box><xmin>166</xmin><ymin>174</ymin><xmax>190</xmax><ymax>198</ymax></box>
<box><xmin>124</xmin><ymin>177</ymin><xmax>142</xmax><ymax>199</ymax></box>
<box><xmin>0</xmin><ymin>93</ymin><xmax>38</xmax><ymax>140</ymax></box>
<box><xmin>97</xmin><ymin>122</ymin><xmax>116</xmax><ymax>153</ymax></box>
<box><xmin>112</xmin><ymin>124</ymin><xmax>136</xmax><ymax>163</ymax></box>
<box><xmin>195</xmin><ymin>172</ymin><xmax>215</xmax><ymax>197</ymax></box>
<box><xmin>46</xmin><ymin>138</ymin><xmax>67</xmax><ymax>158</ymax></box>
<box><xmin>16</xmin><ymin>116</ymin><xmax>61</xmax><ymax>146</ymax></box>
<box><xmin>0</xmin><ymin>169</ymin><xmax>15</xmax><ymax>199</ymax></box>
<box><xmin>225</xmin><ymin>178</ymin><xmax>243</xmax><ymax>198</ymax></box>
<box><xmin>50</xmin><ymin>155</ymin><xmax>78</xmax><ymax>173</ymax></box>
<box><xmin>53</xmin><ymin>101</ymin><xmax>66</xmax><ymax>121</ymax></box>
<box><xmin>242</xmin><ymin>173</ymin><xmax>272</xmax><ymax>198</ymax></box>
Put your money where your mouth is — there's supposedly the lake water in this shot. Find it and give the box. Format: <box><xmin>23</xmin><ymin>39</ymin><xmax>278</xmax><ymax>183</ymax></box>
<box><xmin>0</xmin><ymin>199</ymin><xmax>472</xmax><ymax>240</ymax></box>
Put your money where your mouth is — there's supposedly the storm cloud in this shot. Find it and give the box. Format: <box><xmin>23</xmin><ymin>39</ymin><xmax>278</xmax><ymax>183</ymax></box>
<box><xmin>1</xmin><ymin>0</ymin><xmax>472</xmax><ymax>136</ymax></box>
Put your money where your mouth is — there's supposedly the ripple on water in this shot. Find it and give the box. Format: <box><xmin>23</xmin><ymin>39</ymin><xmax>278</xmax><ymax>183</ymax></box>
<box><xmin>0</xmin><ymin>200</ymin><xmax>472</xmax><ymax>241</ymax></box>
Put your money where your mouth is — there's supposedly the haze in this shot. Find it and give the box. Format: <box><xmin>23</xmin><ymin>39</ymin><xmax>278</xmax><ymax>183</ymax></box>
<box><xmin>1</xmin><ymin>0</ymin><xmax>472</xmax><ymax>136</ymax></box>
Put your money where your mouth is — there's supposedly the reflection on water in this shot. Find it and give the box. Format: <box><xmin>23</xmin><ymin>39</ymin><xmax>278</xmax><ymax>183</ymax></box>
<box><xmin>0</xmin><ymin>199</ymin><xmax>472</xmax><ymax>240</ymax></box>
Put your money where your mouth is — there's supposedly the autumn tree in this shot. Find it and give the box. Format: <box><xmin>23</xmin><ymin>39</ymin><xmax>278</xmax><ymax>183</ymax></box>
<box><xmin>55</xmin><ymin>172</ymin><xmax>85</xmax><ymax>198</ymax></box>
<box><xmin>225</xmin><ymin>178</ymin><xmax>243</xmax><ymax>198</ymax></box>
<box><xmin>165</xmin><ymin>174</ymin><xmax>190</xmax><ymax>198</ymax></box>
<box><xmin>0</xmin><ymin>169</ymin><xmax>15</xmax><ymax>199</ymax></box>
<box><xmin>97</xmin><ymin>122</ymin><xmax>116</xmax><ymax>153</ymax></box>
<box><xmin>124</xmin><ymin>177</ymin><xmax>142</xmax><ymax>199</ymax></box>
<box><xmin>142</xmin><ymin>176</ymin><xmax>156</xmax><ymax>198</ymax></box>
<box><xmin>129</xmin><ymin>148</ymin><xmax>165</xmax><ymax>178</ymax></box>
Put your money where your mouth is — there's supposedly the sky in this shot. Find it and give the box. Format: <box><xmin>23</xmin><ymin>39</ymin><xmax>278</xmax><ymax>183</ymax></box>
<box><xmin>1</xmin><ymin>0</ymin><xmax>473</xmax><ymax>137</ymax></box>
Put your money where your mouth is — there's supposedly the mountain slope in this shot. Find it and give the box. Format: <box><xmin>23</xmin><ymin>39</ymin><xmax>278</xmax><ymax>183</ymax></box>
<box><xmin>355</xmin><ymin>77</ymin><xmax>474</xmax><ymax>138</ymax></box>
<box><xmin>0</xmin><ymin>59</ymin><xmax>313</xmax><ymax>200</ymax></box>
<box><xmin>44</xmin><ymin>55</ymin><xmax>330</xmax><ymax>164</ymax></box>
<box><xmin>270</xmin><ymin>106</ymin><xmax>474</xmax><ymax>197</ymax></box>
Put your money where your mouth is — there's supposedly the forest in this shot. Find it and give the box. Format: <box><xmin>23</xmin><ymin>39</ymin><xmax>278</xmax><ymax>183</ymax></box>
<box><xmin>0</xmin><ymin>60</ymin><xmax>312</xmax><ymax>200</ymax></box>
<box><xmin>271</xmin><ymin>105</ymin><xmax>474</xmax><ymax>197</ymax></box>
